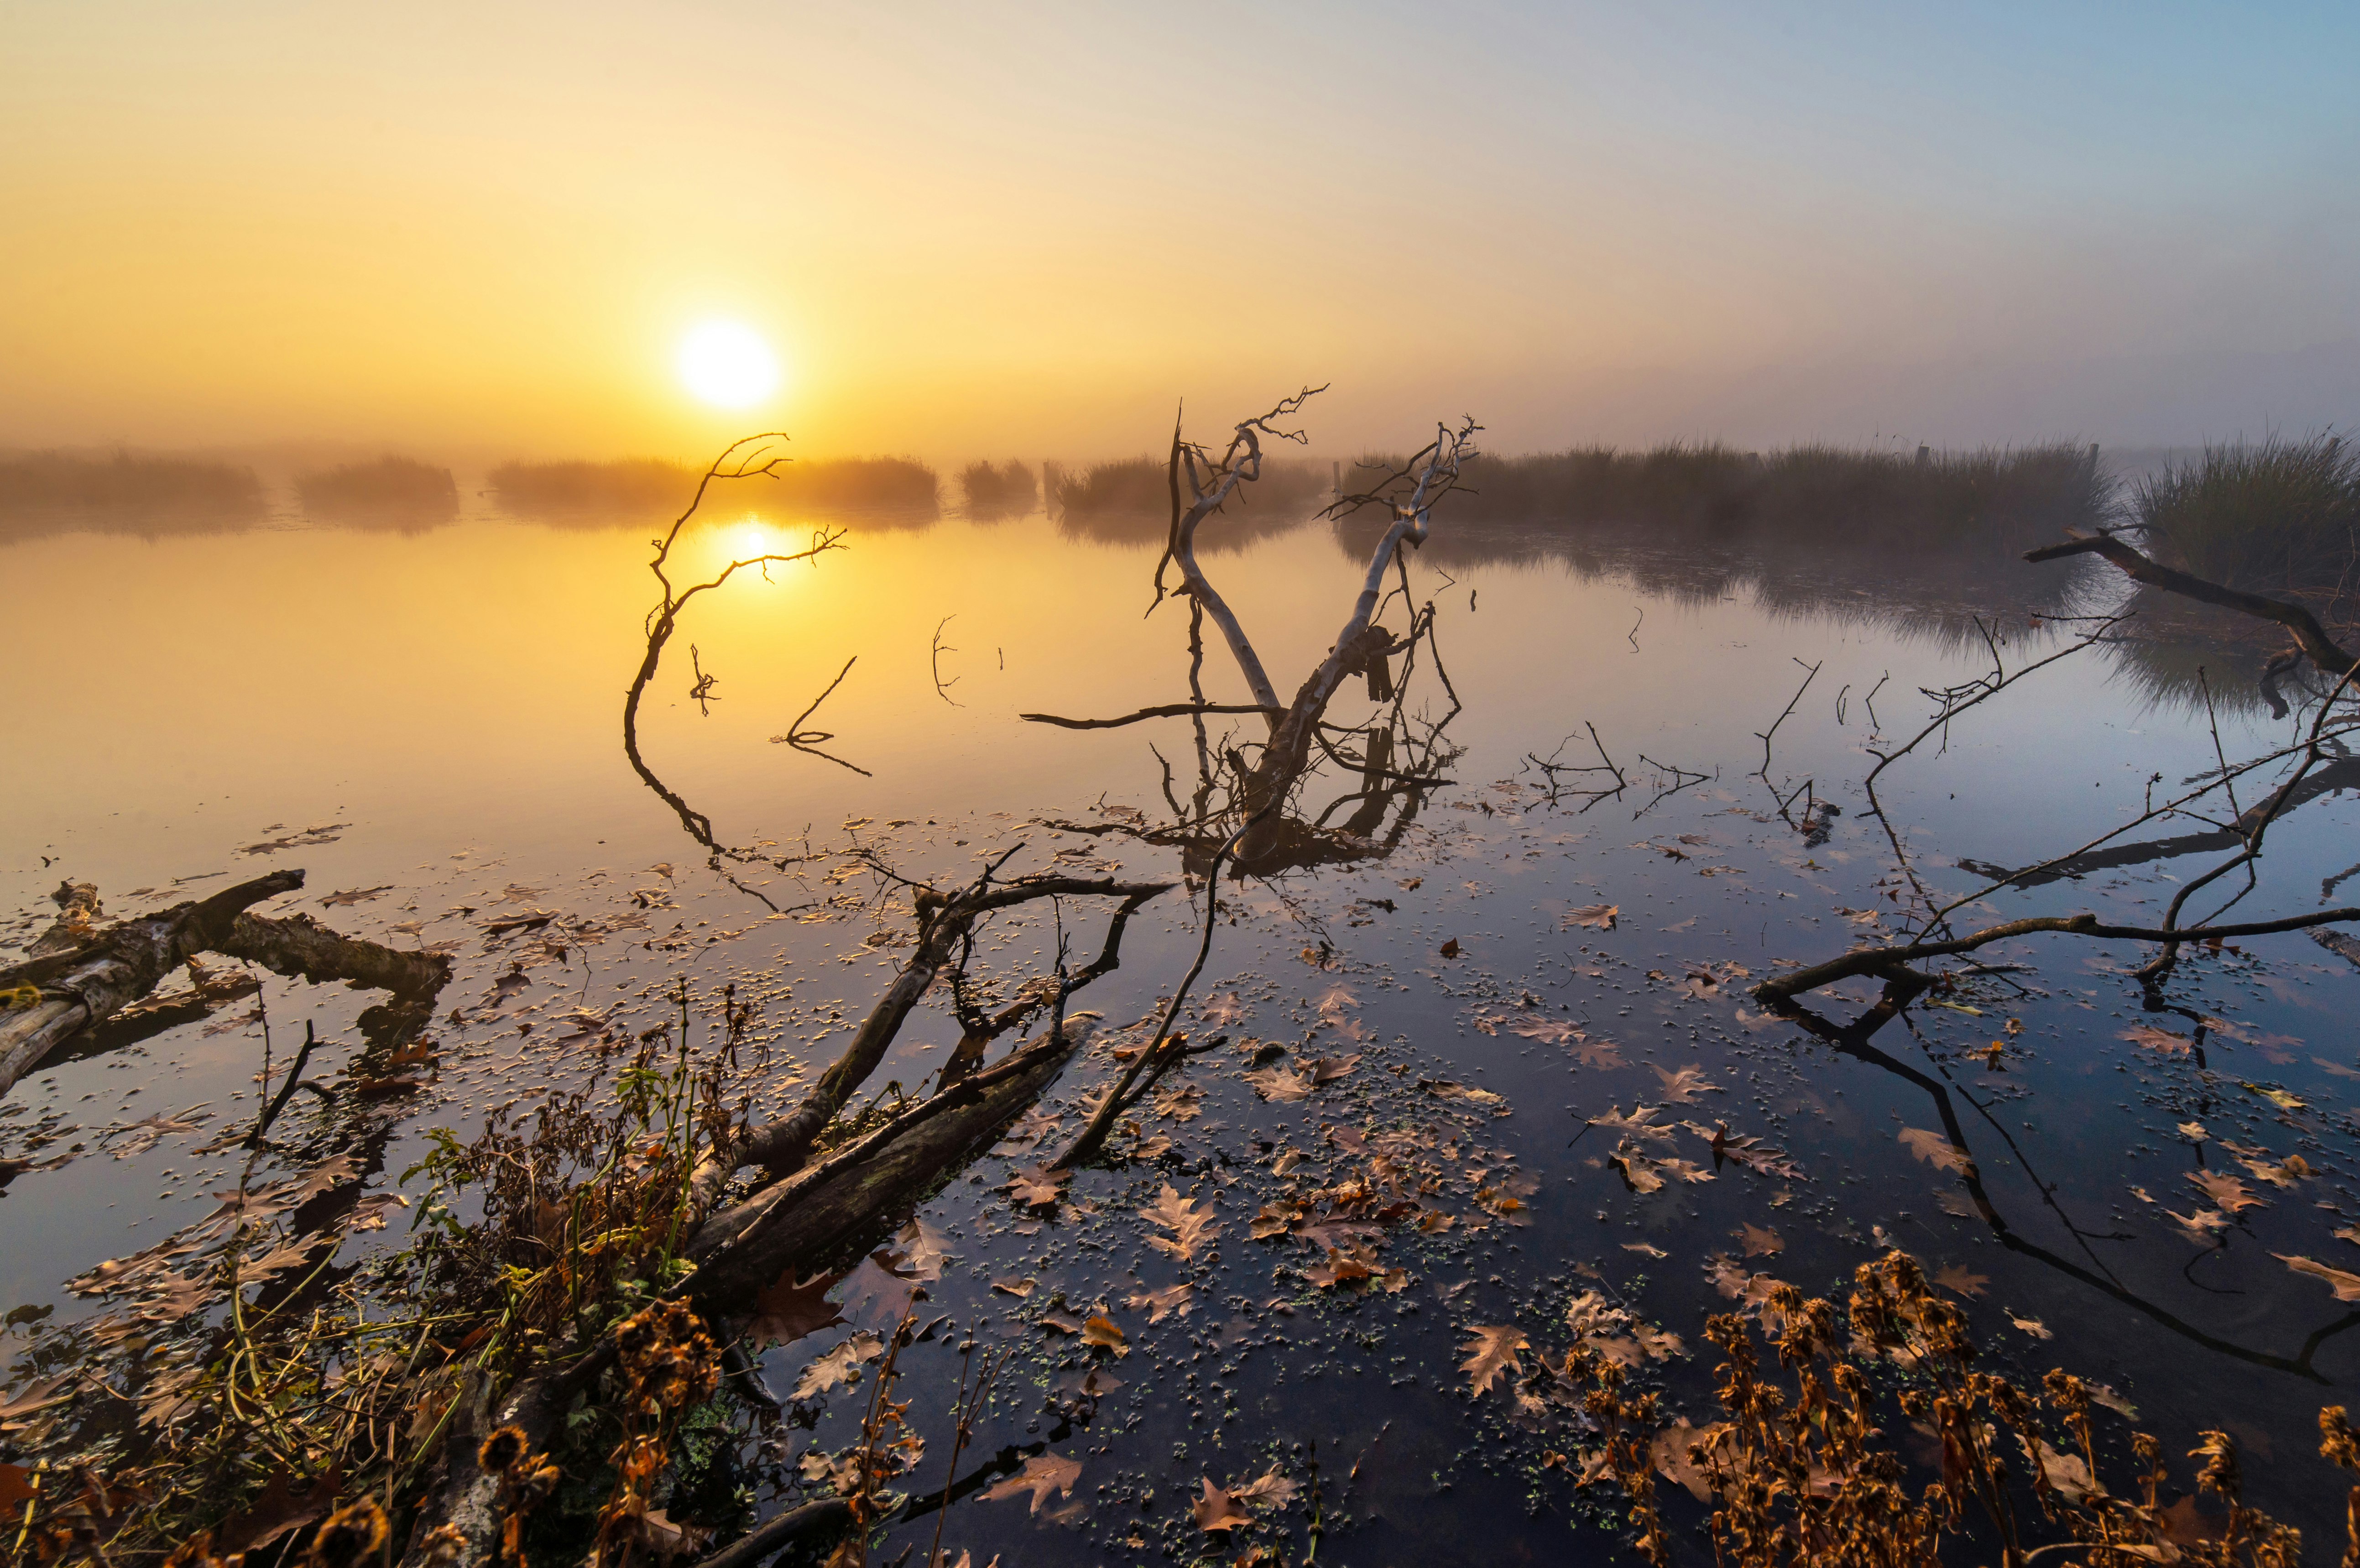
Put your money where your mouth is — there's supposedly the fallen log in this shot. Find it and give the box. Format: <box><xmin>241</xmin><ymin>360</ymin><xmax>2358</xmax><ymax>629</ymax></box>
<box><xmin>0</xmin><ymin>871</ymin><xmax>302</xmax><ymax>1100</ymax></box>
<box><xmin>399</xmin><ymin>1032</ymin><xmax>1074</xmax><ymax>1568</ymax></box>
<box><xmin>0</xmin><ymin>872</ymin><xmax>456</xmax><ymax>1103</ymax></box>
<box><xmin>686</xmin><ymin>1027</ymin><xmax>1076</xmax><ymax>1302</ymax></box>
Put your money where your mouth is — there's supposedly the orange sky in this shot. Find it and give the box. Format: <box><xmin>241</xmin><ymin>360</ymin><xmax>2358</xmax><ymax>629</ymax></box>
<box><xmin>4</xmin><ymin>4</ymin><xmax>2356</xmax><ymax>460</ymax></box>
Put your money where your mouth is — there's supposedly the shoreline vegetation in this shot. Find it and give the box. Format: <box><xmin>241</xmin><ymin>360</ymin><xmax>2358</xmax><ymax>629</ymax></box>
<box><xmin>1337</xmin><ymin>441</ymin><xmax>2111</xmax><ymax>564</ymax></box>
<box><xmin>488</xmin><ymin>456</ymin><xmax>940</xmax><ymax>521</ymax></box>
<box><xmin>295</xmin><ymin>455</ymin><xmax>458</xmax><ymax>528</ymax></box>
<box><xmin>0</xmin><ymin>451</ymin><xmax>265</xmax><ymax>535</ymax></box>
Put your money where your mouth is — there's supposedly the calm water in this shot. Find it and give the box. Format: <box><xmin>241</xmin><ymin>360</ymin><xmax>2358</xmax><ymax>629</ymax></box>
<box><xmin>6</xmin><ymin>481</ymin><xmax>2359</xmax><ymax>1559</ymax></box>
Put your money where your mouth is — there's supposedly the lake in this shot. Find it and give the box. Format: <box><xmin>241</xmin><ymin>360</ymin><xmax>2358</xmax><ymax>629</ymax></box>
<box><xmin>6</xmin><ymin>472</ymin><xmax>2358</xmax><ymax>1562</ymax></box>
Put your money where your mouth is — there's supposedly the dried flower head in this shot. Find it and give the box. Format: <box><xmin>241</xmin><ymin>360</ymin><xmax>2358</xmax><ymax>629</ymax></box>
<box><xmin>305</xmin><ymin>1499</ymin><xmax>389</xmax><ymax>1568</ymax></box>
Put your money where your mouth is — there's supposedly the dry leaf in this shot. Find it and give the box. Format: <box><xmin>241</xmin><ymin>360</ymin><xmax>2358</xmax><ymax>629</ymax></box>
<box><xmin>1139</xmin><ymin>1185</ymin><xmax>1219</xmax><ymax>1261</ymax></box>
<box><xmin>1191</xmin><ymin>1478</ymin><xmax>1254</xmax><ymax>1532</ymax></box>
<box><xmin>2188</xmin><ymin>1169</ymin><xmax>2262</xmax><ymax>1214</ymax></box>
<box><xmin>1080</xmin><ymin>1315</ymin><xmax>1129</xmax><ymax>1357</ymax></box>
<box><xmin>1653</xmin><ymin>1066</ymin><xmax>1721</xmax><ymax>1103</ymax></box>
<box><xmin>1898</xmin><ymin>1127</ymin><xmax>1973</xmax><ymax>1175</ymax></box>
<box><xmin>2009</xmin><ymin>1313</ymin><xmax>2052</xmax><ymax>1340</ymax></box>
<box><xmin>990</xmin><ymin>1276</ymin><xmax>1038</xmax><ymax>1298</ymax></box>
<box><xmin>2278</xmin><ymin>1253</ymin><xmax>2360</xmax><ymax>1301</ymax></box>
<box><xmin>981</xmin><ymin>1452</ymin><xmax>1082</xmax><ymax>1515</ymax></box>
<box><xmin>1564</xmin><ymin>904</ymin><xmax>1619</xmax><ymax>930</ymax></box>
<box><xmin>1738</xmin><ymin>1224</ymin><xmax>1783</xmax><ymax>1258</ymax></box>
<box><xmin>1006</xmin><ymin>1165</ymin><xmax>1070</xmax><ymax>1208</ymax></box>
<box><xmin>792</xmin><ymin>1332</ymin><xmax>883</xmax><ymax>1400</ymax></box>
<box><xmin>1622</xmin><ymin>1242</ymin><xmax>1668</xmax><ymax>1259</ymax></box>
<box><xmin>1439</xmin><ymin>938</ymin><xmax>1462</xmax><ymax>958</ymax></box>
<box><xmin>1932</xmin><ymin>1265</ymin><xmax>1989</xmax><ymax>1298</ymax></box>
<box><xmin>1459</xmin><ymin>1324</ymin><xmax>1530</xmax><ymax>1396</ymax></box>
<box><xmin>1126</xmin><ymin>1283</ymin><xmax>1194</xmax><ymax>1322</ymax></box>
<box><xmin>2122</xmin><ymin>1024</ymin><xmax>2192</xmax><ymax>1055</ymax></box>
<box><xmin>1243</xmin><ymin>1066</ymin><xmax>1314</xmax><ymax>1102</ymax></box>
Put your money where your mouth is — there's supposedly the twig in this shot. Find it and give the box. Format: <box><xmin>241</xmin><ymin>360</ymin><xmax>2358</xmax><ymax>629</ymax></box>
<box><xmin>929</xmin><ymin>615</ymin><xmax>962</xmax><ymax>707</ymax></box>
<box><xmin>1753</xmin><ymin>658</ymin><xmax>1821</xmax><ymax>779</ymax></box>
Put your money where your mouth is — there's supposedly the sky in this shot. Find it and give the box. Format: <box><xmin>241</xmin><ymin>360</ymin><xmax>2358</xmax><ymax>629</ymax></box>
<box><xmin>4</xmin><ymin>1</ymin><xmax>2359</xmax><ymax>462</ymax></box>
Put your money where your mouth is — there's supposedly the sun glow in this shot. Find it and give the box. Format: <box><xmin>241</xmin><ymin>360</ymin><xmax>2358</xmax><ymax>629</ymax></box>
<box><xmin>677</xmin><ymin>320</ymin><xmax>781</xmax><ymax>410</ymax></box>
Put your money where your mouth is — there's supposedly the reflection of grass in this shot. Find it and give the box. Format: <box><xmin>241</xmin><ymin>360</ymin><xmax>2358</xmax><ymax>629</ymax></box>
<box><xmin>1347</xmin><ymin>441</ymin><xmax>2106</xmax><ymax>559</ymax></box>
<box><xmin>0</xmin><ymin>450</ymin><xmax>264</xmax><ymax>518</ymax></box>
<box><xmin>295</xmin><ymin>455</ymin><xmax>457</xmax><ymax>525</ymax></box>
<box><xmin>2131</xmin><ymin>434</ymin><xmax>2360</xmax><ymax>601</ymax></box>
<box><xmin>959</xmin><ymin>459</ymin><xmax>1035</xmax><ymax>518</ymax></box>
<box><xmin>492</xmin><ymin>455</ymin><xmax>939</xmax><ymax>519</ymax></box>
<box><xmin>1055</xmin><ymin>455</ymin><xmax>1327</xmax><ymax>517</ymax></box>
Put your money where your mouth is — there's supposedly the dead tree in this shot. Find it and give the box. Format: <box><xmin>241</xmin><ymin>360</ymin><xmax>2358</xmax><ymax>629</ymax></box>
<box><xmin>1024</xmin><ymin>391</ymin><xmax>1476</xmax><ymax>873</ymax></box>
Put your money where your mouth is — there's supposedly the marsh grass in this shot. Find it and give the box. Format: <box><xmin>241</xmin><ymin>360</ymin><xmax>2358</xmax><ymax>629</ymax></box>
<box><xmin>959</xmin><ymin>459</ymin><xmax>1036</xmax><ymax>519</ymax></box>
<box><xmin>0</xmin><ymin>451</ymin><xmax>265</xmax><ymax>526</ymax></box>
<box><xmin>2130</xmin><ymin>434</ymin><xmax>2360</xmax><ymax>602</ymax></box>
<box><xmin>492</xmin><ymin>455</ymin><xmax>939</xmax><ymax>521</ymax></box>
<box><xmin>1344</xmin><ymin>440</ymin><xmax>2107</xmax><ymax>559</ymax></box>
<box><xmin>294</xmin><ymin>455</ymin><xmax>458</xmax><ymax>526</ymax></box>
<box><xmin>1053</xmin><ymin>455</ymin><xmax>1329</xmax><ymax>547</ymax></box>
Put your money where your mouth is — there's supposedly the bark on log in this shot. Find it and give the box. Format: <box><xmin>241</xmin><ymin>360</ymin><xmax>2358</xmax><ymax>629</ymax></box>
<box><xmin>690</xmin><ymin>875</ymin><xmax>1165</xmax><ymax>1210</ymax></box>
<box><xmin>685</xmin><ymin>1030</ymin><xmax>1076</xmax><ymax>1303</ymax></box>
<box><xmin>0</xmin><ymin>871</ymin><xmax>303</xmax><ymax>1100</ymax></box>
<box><xmin>215</xmin><ymin>911</ymin><xmax>453</xmax><ymax>998</ymax></box>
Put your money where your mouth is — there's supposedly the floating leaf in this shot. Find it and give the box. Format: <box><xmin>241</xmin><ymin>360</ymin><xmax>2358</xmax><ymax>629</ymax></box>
<box><xmin>1564</xmin><ymin>904</ymin><xmax>1619</xmax><ymax>931</ymax></box>
<box><xmin>1652</xmin><ymin>1066</ymin><xmax>1722</xmax><ymax>1103</ymax></box>
<box><xmin>2009</xmin><ymin>1313</ymin><xmax>2052</xmax><ymax>1340</ymax></box>
<box><xmin>2122</xmin><ymin>1024</ymin><xmax>2191</xmax><ymax>1055</ymax></box>
<box><xmin>1459</xmin><ymin>1324</ymin><xmax>1530</xmax><ymax>1396</ymax></box>
<box><xmin>1439</xmin><ymin>938</ymin><xmax>1462</xmax><ymax>958</ymax></box>
<box><xmin>1737</xmin><ymin>1224</ymin><xmax>1783</xmax><ymax>1258</ymax></box>
<box><xmin>1006</xmin><ymin>1166</ymin><xmax>1070</xmax><ymax>1209</ymax></box>
<box><xmin>1932</xmin><ymin>1265</ymin><xmax>1989</xmax><ymax>1298</ymax></box>
<box><xmin>2187</xmin><ymin>1170</ymin><xmax>2262</xmax><ymax>1214</ymax></box>
<box><xmin>1898</xmin><ymin>1128</ymin><xmax>1974</xmax><ymax>1175</ymax></box>
<box><xmin>1243</xmin><ymin>1066</ymin><xmax>1315</xmax><ymax>1102</ymax></box>
<box><xmin>1192</xmin><ymin>1478</ymin><xmax>1254</xmax><ymax>1532</ymax></box>
<box><xmin>2277</xmin><ymin>1253</ymin><xmax>2360</xmax><ymax>1301</ymax></box>
<box><xmin>1139</xmin><ymin>1185</ymin><xmax>1219</xmax><ymax>1261</ymax></box>
<box><xmin>1126</xmin><ymin>1283</ymin><xmax>1193</xmax><ymax>1322</ymax></box>
<box><xmin>792</xmin><ymin>1332</ymin><xmax>883</xmax><ymax>1400</ymax></box>
<box><xmin>982</xmin><ymin>1453</ymin><xmax>1083</xmax><ymax>1515</ymax></box>
<box><xmin>1080</xmin><ymin>1315</ymin><xmax>1129</xmax><ymax>1357</ymax></box>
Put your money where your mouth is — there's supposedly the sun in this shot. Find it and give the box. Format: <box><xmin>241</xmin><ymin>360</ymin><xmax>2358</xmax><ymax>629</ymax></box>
<box><xmin>677</xmin><ymin>319</ymin><xmax>782</xmax><ymax>409</ymax></box>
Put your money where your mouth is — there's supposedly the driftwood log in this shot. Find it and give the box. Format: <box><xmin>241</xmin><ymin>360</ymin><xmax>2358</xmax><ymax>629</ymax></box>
<box><xmin>0</xmin><ymin>870</ymin><xmax>453</xmax><ymax>1102</ymax></box>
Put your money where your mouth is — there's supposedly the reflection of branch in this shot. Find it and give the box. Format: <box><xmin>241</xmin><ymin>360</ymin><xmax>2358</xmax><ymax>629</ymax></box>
<box><xmin>1054</xmin><ymin>810</ymin><xmax>1267</xmax><ymax>1170</ymax></box>
<box><xmin>688</xmin><ymin>644</ymin><xmax>719</xmax><ymax>715</ymax></box>
<box><xmin>2135</xmin><ymin>659</ymin><xmax>2360</xmax><ymax>982</ymax></box>
<box><xmin>1773</xmin><ymin>983</ymin><xmax>2358</xmax><ymax>1382</ymax></box>
<box><xmin>1633</xmin><ymin>753</ymin><xmax>1709</xmax><ymax>818</ymax></box>
<box><xmin>1752</xmin><ymin>657</ymin><xmax>1819</xmax><ymax>778</ymax></box>
<box><xmin>1524</xmin><ymin>722</ymin><xmax>1627</xmax><ymax>813</ymax></box>
<box><xmin>1862</xmin><ymin>615</ymin><xmax>2122</xmax><ymax>929</ymax></box>
<box><xmin>1022</xmin><ymin>701</ymin><xmax>1281</xmax><ymax>731</ymax></box>
<box><xmin>1755</xmin><ymin>906</ymin><xmax>2360</xmax><ymax>1004</ymax></box>
<box><xmin>623</xmin><ymin>434</ymin><xmax>847</xmax><ymax>851</ymax></box>
<box><xmin>929</xmin><ymin>614</ymin><xmax>962</xmax><ymax>707</ymax></box>
<box><xmin>768</xmin><ymin>655</ymin><xmax>870</xmax><ymax>777</ymax></box>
